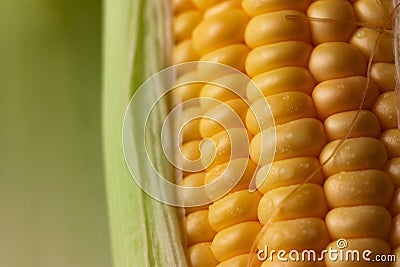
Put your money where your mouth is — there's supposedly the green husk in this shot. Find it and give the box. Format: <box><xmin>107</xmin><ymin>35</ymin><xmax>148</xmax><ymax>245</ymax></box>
<box><xmin>102</xmin><ymin>0</ymin><xmax>188</xmax><ymax>266</ymax></box>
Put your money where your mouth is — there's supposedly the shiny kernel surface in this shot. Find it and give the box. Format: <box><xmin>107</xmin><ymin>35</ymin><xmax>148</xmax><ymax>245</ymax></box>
<box><xmin>250</xmin><ymin>118</ymin><xmax>326</xmax><ymax>165</ymax></box>
<box><xmin>258</xmin><ymin>217</ymin><xmax>329</xmax><ymax>252</ymax></box>
<box><xmin>245</xmin><ymin>41</ymin><xmax>312</xmax><ymax>77</ymax></box>
<box><xmin>188</xmin><ymin>242</ymin><xmax>219</xmax><ymax>267</ymax></box>
<box><xmin>309</xmin><ymin>42</ymin><xmax>366</xmax><ymax>83</ymax></box>
<box><xmin>247</xmin><ymin>67</ymin><xmax>315</xmax><ymax>103</ymax></box>
<box><xmin>200</xmin><ymin>44</ymin><xmax>250</xmax><ymax>74</ymax></box>
<box><xmin>199</xmin><ymin>72</ymin><xmax>248</xmax><ymax>110</ymax></box>
<box><xmin>192</xmin><ymin>9</ymin><xmax>248</xmax><ymax>55</ymax></box>
<box><xmin>199</xmin><ymin>98</ymin><xmax>248</xmax><ymax>138</ymax></box>
<box><xmin>385</xmin><ymin>157</ymin><xmax>400</xmax><ymax>188</ymax></box>
<box><xmin>186</xmin><ymin>210</ymin><xmax>216</xmax><ymax>245</ymax></box>
<box><xmin>246</xmin><ymin>91</ymin><xmax>315</xmax><ymax>135</ymax></box>
<box><xmin>307</xmin><ymin>0</ymin><xmax>356</xmax><ymax>44</ymax></box>
<box><xmin>212</xmin><ymin>221</ymin><xmax>262</xmax><ymax>262</ymax></box>
<box><xmin>320</xmin><ymin>137</ymin><xmax>388</xmax><ymax>176</ymax></box>
<box><xmin>204</xmin><ymin>158</ymin><xmax>257</xmax><ymax>199</ymax></box>
<box><xmin>390</xmin><ymin>214</ymin><xmax>400</xmax><ymax>247</ymax></box>
<box><xmin>325</xmin><ymin>205</ymin><xmax>391</xmax><ymax>239</ymax></box>
<box><xmin>204</xmin><ymin>0</ymin><xmax>241</xmax><ymax>18</ymax></box>
<box><xmin>200</xmin><ymin>128</ymin><xmax>250</xmax><ymax>170</ymax></box>
<box><xmin>209</xmin><ymin>190</ymin><xmax>262</xmax><ymax>232</ymax></box>
<box><xmin>242</xmin><ymin>0</ymin><xmax>312</xmax><ymax>17</ymax></box>
<box><xmin>312</xmin><ymin>76</ymin><xmax>379</xmax><ymax>120</ymax></box>
<box><xmin>324</xmin><ymin>169</ymin><xmax>394</xmax><ymax>208</ymax></box>
<box><xmin>256</xmin><ymin>157</ymin><xmax>324</xmax><ymax>194</ymax></box>
<box><xmin>353</xmin><ymin>0</ymin><xmax>393</xmax><ymax>29</ymax></box>
<box><xmin>173</xmin><ymin>10</ymin><xmax>202</xmax><ymax>42</ymax></box>
<box><xmin>258</xmin><ymin>183</ymin><xmax>327</xmax><ymax>224</ymax></box>
<box><xmin>245</xmin><ymin>10</ymin><xmax>311</xmax><ymax>49</ymax></box>
<box><xmin>324</xmin><ymin>110</ymin><xmax>381</xmax><ymax>141</ymax></box>
<box><xmin>172</xmin><ymin>39</ymin><xmax>200</xmax><ymax>65</ymax></box>
<box><xmin>380</xmin><ymin>129</ymin><xmax>400</xmax><ymax>158</ymax></box>
<box><xmin>217</xmin><ymin>253</ymin><xmax>261</xmax><ymax>267</ymax></box>
<box><xmin>370</xmin><ymin>63</ymin><xmax>396</xmax><ymax>92</ymax></box>
<box><xmin>372</xmin><ymin>91</ymin><xmax>398</xmax><ymax>129</ymax></box>
<box><xmin>350</xmin><ymin>27</ymin><xmax>394</xmax><ymax>62</ymax></box>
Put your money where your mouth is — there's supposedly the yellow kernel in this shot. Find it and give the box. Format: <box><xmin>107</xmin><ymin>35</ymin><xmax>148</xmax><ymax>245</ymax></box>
<box><xmin>212</xmin><ymin>221</ymin><xmax>262</xmax><ymax>262</ymax></box>
<box><xmin>188</xmin><ymin>242</ymin><xmax>219</xmax><ymax>267</ymax></box>
<box><xmin>353</xmin><ymin>0</ymin><xmax>393</xmax><ymax>29</ymax></box>
<box><xmin>250</xmin><ymin>118</ymin><xmax>326</xmax><ymax>165</ymax></box>
<box><xmin>204</xmin><ymin>158</ymin><xmax>257</xmax><ymax>200</ymax></box>
<box><xmin>309</xmin><ymin>42</ymin><xmax>366</xmax><ymax>83</ymax></box>
<box><xmin>390</xmin><ymin>214</ymin><xmax>400</xmax><ymax>247</ymax></box>
<box><xmin>258</xmin><ymin>183</ymin><xmax>327</xmax><ymax>224</ymax></box>
<box><xmin>247</xmin><ymin>67</ymin><xmax>315</xmax><ymax>103</ymax></box>
<box><xmin>246</xmin><ymin>91</ymin><xmax>316</xmax><ymax>135</ymax></box>
<box><xmin>385</xmin><ymin>157</ymin><xmax>400</xmax><ymax>188</ymax></box>
<box><xmin>255</xmin><ymin>157</ymin><xmax>324</xmax><ymax>194</ymax></box>
<box><xmin>199</xmin><ymin>73</ymin><xmax>248</xmax><ymax>110</ymax></box>
<box><xmin>320</xmin><ymin>137</ymin><xmax>388</xmax><ymax>177</ymax></box>
<box><xmin>371</xmin><ymin>63</ymin><xmax>396</xmax><ymax>92</ymax></box>
<box><xmin>199</xmin><ymin>44</ymin><xmax>250</xmax><ymax>78</ymax></box>
<box><xmin>172</xmin><ymin>0</ymin><xmax>196</xmax><ymax>14</ymax></box>
<box><xmin>380</xmin><ymin>129</ymin><xmax>400</xmax><ymax>158</ymax></box>
<box><xmin>390</xmin><ymin>247</ymin><xmax>400</xmax><ymax>267</ymax></box>
<box><xmin>372</xmin><ymin>91</ymin><xmax>398</xmax><ymax>129</ymax></box>
<box><xmin>199</xmin><ymin>98</ymin><xmax>248</xmax><ymax>138</ymax></box>
<box><xmin>262</xmin><ymin>261</ymin><xmax>325</xmax><ymax>267</ymax></box>
<box><xmin>177</xmin><ymin>106</ymin><xmax>203</xmax><ymax>143</ymax></box>
<box><xmin>325</xmin><ymin>238</ymin><xmax>390</xmax><ymax>267</ymax></box>
<box><xmin>209</xmin><ymin>190</ymin><xmax>262</xmax><ymax>232</ymax></box>
<box><xmin>326</xmin><ymin>205</ymin><xmax>391</xmax><ymax>239</ymax></box>
<box><xmin>312</xmin><ymin>76</ymin><xmax>379</xmax><ymax>120</ymax></box>
<box><xmin>258</xmin><ymin>217</ymin><xmax>329</xmax><ymax>252</ymax></box>
<box><xmin>171</xmin><ymin>72</ymin><xmax>204</xmax><ymax>107</ymax></box>
<box><xmin>307</xmin><ymin>0</ymin><xmax>357</xmax><ymax>45</ymax></box>
<box><xmin>324</xmin><ymin>169</ymin><xmax>394</xmax><ymax>208</ymax></box>
<box><xmin>180</xmin><ymin>172</ymin><xmax>208</xmax><ymax>213</ymax></box>
<box><xmin>192</xmin><ymin>0</ymin><xmax>221</xmax><ymax>10</ymax></box>
<box><xmin>192</xmin><ymin>9</ymin><xmax>248</xmax><ymax>55</ymax></box>
<box><xmin>173</xmin><ymin>10</ymin><xmax>203</xmax><ymax>42</ymax></box>
<box><xmin>186</xmin><ymin>210</ymin><xmax>216</xmax><ymax>245</ymax></box>
<box><xmin>217</xmin><ymin>253</ymin><xmax>261</xmax><ymax>267</ymax></box>
<box><xmin>245</xmin><ymin>41</ymin><xmax>313</xmax><ymax>77</ymax></box>
<box><xmin>391</xmin><ymin>188</ymin><xmax>400</xmax><ymax>215</ymax></box>
<box><xmin>324</xmin><ymin>110</ymin><xmax>381</xmax><ymax>141</ymax></box>
<box><xmin>350</xmin><ymin>27</ymin><xmax>394</xmax><ymax>63</ymax></box>
<box><xmin>172</xmin><ymin>39</ymin><xmax>200</xmax><ymax>65</ymax></box>
<box><xmin>245</xmin><ymin>10</ymin><xmax>311</xmax><ymax>49</ymax></box>
<box><xmin>198</xmin><ymin>44</ymin><xmax>249</xmax><ymax>81</ymax></box>
<box><xmin>180</xmin><ymin>140</ymin><xmax>204</xmax><ymax>175</ymax></box>
<box><xmin>204</xmin><ymin>0</ymin><xmax>241</xmax><ymax>19</ymax></box>
<box><xmin>242</xmin><ymin>0</ymin><xmax>312</xmax><ymax>17</ymax></box>
<box><xmin>200</xmin><ymin>128</ymin><xmax>251</xmax><ymax>170</ymax></box>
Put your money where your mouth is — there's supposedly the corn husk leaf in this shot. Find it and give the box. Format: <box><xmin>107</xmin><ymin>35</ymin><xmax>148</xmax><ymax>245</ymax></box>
<box><xmin>102</xmin><ymin>0</ymin><xmax>187</xmax><ymax>266</ymax></box>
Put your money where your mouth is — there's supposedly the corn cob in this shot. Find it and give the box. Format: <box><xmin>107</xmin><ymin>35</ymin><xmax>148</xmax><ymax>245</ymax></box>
<box><xmin>169</xmin><ymin>0</ymin><xmax>399</xmax><ymax>267</ymax></box>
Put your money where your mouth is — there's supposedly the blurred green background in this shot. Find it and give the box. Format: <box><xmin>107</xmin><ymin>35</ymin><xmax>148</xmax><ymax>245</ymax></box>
<box><xmin>0</xmin><ymin>0</ymin><xmax>112</xmax><ymax>266</ymax></box>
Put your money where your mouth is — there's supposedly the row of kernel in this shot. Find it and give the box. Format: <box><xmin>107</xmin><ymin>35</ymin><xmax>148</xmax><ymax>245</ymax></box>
<box><xmin>171</xmin><ymin>1</ymin><xmax>218</xmax><ymax>266</ymax></box>
<box><xmin>309</xmin><ymin>1</ymin><xmax>394</xmax><ymax>266</ymax></box>
<box><xmin>191</xmin><ymin>1</ymin><xmax>266</xmax><ymax>266</ymax></box>
<box><xmin>242</xmin><ymin>1</ymin><xmax>330</xmax><ymax>266</ymax></box>
<box><xmin>180</xmin><ymin>1</ymin><xmax>262</xmax><ymax>266</ymax></box>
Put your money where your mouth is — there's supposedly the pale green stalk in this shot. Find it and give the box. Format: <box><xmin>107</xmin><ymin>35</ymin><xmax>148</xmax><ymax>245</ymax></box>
<box><xmin>103</xmin><ymin>0</ymin><xmax>187</xmax><ymax>266</ymax></box>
